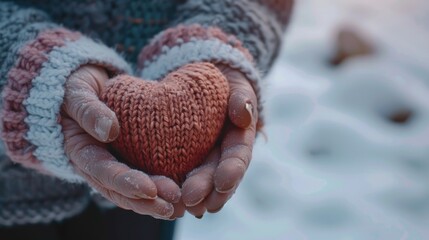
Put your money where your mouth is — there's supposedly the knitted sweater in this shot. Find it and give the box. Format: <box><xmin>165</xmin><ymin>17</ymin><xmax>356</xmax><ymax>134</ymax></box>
<box><xmin>0</xmin><ymin>0</ymin><xmax>293</xmax><ymax>226</ymax></box>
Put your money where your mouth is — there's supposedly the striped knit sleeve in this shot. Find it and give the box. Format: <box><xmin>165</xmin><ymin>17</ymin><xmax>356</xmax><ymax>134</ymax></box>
<box><xmin>170</xmin><ymin>0</ymin><xmax>293</xmax><ymax>75</ymax></box>
<box><xmin>137</xmin><ymin>0</ymin><xmax>294</xmax><ymax>125</ymax></box>
<box><xmin>0</xmin><ymin>2</ymin><xmax>132</xmax><ymax>182</ymax></box>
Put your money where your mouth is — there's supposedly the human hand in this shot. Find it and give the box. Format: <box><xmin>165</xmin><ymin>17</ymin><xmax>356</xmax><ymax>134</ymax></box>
<box><xmin>61</xmin><ymin>65</ymin><xmax>182</xmax><ymax>219</ymax></box>
<box><xmin>180</xmin><ymin>64</ymin><xmax>258</xmax><ymax>218</ymax></box>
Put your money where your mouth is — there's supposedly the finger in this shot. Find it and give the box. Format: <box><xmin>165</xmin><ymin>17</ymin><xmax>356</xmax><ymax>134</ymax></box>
<box><xmin>181</xmin><ymin>166</ymin><xmax>214</xmax><ymax>207</ymax></box>
<box><xmin>186</xmin><ymin>202</ymin><xmax>207</xmax><ymax>219</ymax></box>
<box><xmin>74</xmin><ymin>145</ymin><xmax>158</xmax><ymax>199</ymax></box>
<box><xmin>63</xmin><ymin>65</ymin><xmax>119</xmax><ymax>142</ymax></box>
<box><xmin>169</xmin><ymin>201</ymin><xmax>186</xmax><ymax>220</ymax></box>
<box><xmin>78</xmin><ymin>167</ymin><xmax>173</xmax><ymax>219</ymax></box>
<box><xmin>62</xmin><ymin>117</ymin><xmax>157</xmax><ymax>199</ymax></box>
<box><xmin>228</xmin><ymin>92</ymin><xmax>254</xmax><ymax>129</ymax></box>
<box><xmin>227</xmin><ymin>72</ymin><xmax>258</xmax><ymax>129</ymax></box>
<box><xmin>205</xmin><ymin>188</ymin><xmax>236</xmax><ymax>213</ymax></box>
<box><xmin>214</xmin><ymin>123</ymin><xmax>255</xmax><ymax>193</ymax></box>
<box><xmin>151</xmin><ymin>176</ymin><xmax>181</xmax><ymax>203</ymax></box>
<box><xmin>181</xmin><ymin>149</ymin><xmax>219</xmax><ymax>207</ymax></box>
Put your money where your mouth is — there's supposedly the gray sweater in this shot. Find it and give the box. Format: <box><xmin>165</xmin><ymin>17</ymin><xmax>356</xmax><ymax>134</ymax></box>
<box><xmin>0</xmin><ymin>0</ymin><xmax>292</xmax><ymax>226</ymax></box>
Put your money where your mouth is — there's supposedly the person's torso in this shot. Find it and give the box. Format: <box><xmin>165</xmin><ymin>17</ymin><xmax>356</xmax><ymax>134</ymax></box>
<box><xmin>1</xmin><ymin>0</ymin><xmax>187</xmax><ymax>225</ymax></box>
<box><xmin>13</xmin><ymin>0</ymin><xmax>183</xmax><ymax>63</ymax></box>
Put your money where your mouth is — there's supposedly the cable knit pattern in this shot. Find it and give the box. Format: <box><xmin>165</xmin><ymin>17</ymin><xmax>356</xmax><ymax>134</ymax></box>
<box><xmin>2</xmin><ymin>28</ymin><xmax>80</xmax><ymax>172</ymax></box>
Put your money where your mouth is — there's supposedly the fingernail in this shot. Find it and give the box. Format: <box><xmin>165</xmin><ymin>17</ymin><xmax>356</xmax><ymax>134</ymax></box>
<box><xmin>129</xmin><ymin>188</ymin><xmax>155</xmax><ymax>199</ymax></box>
<box><xmin>245</xmin><ymin>102</ymin><xmax>253</xmax><ymax>116</ymax></box>
<box><xmin>95</xmin><ymin>117</ymin><xmax>112</xmax><ymax>142</ymax></box>
<box><xmin>159</xmin><ymin>204</ymin><xmax>174</xmax><ymax>218</ymax></box>
<box><xmin>172</xmin><ymin>191</ymin><xmax>182</xmax><ymax>203</ymax></box>
<box><xmin>185</xmin><ymin>197</ymin><xmax>204</xmax><ymax>207</ymax></box>
<box><xmin>233</xmin><ymin>102</ymin><xmax>252</xmax><ymax>128</ymax></box>
<box><xmin>136</xmin><ymin>193</ymin><xmax>157</xmax><ymax>200</ymax></box>
<box><xmin>209</xmin><ymin>204</ymin><xmax>225</xmax><ymax>213</ymax></box>
<box><xmin>108</xmin><ymin>118</ymin><xmax>120</xmax><ymax>141</ymax></box>
<box><xmin>216</xmin><ymin>184</ymin><xmax>236</xmax><ymax>194</ymax></box>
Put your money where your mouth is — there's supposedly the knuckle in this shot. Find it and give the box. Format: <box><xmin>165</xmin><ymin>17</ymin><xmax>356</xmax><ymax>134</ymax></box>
<box><xmin>226</xmin><ymin>157</ymin><xmax>248</xmax><ymax>171</ymax></box>
<box><xmin>100</xmin><ymin>189</ymin><xmax>119</xmax><ymax>206</ymax></box>
<box><xmin>63</xmin><ymin>127</ymin><xmax>87</xmax><ymax>154</ymax></box>
<box><xmin>88</xmin><ymin>169</ymin><xmax>105</xmax><ymax>186</ymax></box>
<box><xmin>111</xmin><ymin>169</ymin><xmax>128</xmax><ymax>191</ymax></box>
<box><xmin>109</xmin><ymin>191</ymin><xmax>130</xmax><ymax>210</ymax></box>
<box><xmin>229</xmin><ymin>89</ymin><xmax>251</xmax><ymax>103</ymax></box>
<box><xmin>95</xmin><ymin>162</ymin><xmax>122</xmax><ymax>187</ymax></box>
<box><xmin>64</xmin><ymin>91</ymin><xmax>100</xmax><ymax>122</ymax></box>
<box><xmin>65</xmin><ymin>134</ymin><xmax>90</xmax><ymax>159</ymax></box>
<box><xmin>230</xmin><ymin>82</ymin><xmax>255</xmax><ymax>97</ymax></box>
<box><xmin>76</xmin><ymin>98</ymin><xmax>99</xmax><ymax>122</ymax></box>
<box><xmin>221</xmin><ymin>144</ymin><xmax>252</xmax><ymax>166</ymax></box>
<box><xmin>67</xmin><ymin>137</ymin><xmax>96</xmax><ymax>161</ymax></box>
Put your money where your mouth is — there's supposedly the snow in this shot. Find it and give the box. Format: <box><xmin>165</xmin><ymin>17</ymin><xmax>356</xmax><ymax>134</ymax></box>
<box><xmin>175</xmin><ymin>0</ymin><xmax>429</xmax><ymax>239</ymax></box>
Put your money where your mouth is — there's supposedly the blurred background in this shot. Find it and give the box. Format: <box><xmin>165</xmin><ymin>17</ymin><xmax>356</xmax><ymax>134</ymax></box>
<box><xmin>175</xmin><ymin>0</ymin><xmax>429</xmax><ymax>239</ymax></box>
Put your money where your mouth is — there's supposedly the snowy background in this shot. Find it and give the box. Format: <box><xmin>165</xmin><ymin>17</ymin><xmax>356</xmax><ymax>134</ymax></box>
<box><xmin>175</xmin><ymin>0</ymin><xmax>429</xmax><ymax>239</ymax></box>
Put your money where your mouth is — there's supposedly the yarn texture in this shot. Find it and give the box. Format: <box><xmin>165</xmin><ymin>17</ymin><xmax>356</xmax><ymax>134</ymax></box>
<box><xmin>0</xmin><ymin>0</ymin><xmax>291</xmax><ymax>226</ymax></box>
<box><xmin>102</xmin><ymin>63</ymin><xmax>229</xmax><ymax>184</ymax></box>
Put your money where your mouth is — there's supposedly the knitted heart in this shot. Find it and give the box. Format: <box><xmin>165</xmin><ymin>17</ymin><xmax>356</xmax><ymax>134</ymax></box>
<box><xmin>101</xmin><ymin>63</ymin><xmax>229</xmax><ymax>184</ymax></box>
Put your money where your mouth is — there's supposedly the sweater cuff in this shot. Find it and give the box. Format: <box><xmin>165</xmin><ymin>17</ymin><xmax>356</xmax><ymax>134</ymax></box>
<box><xmin>137</xmin><ymin>24</ymin><xmax>263</xmax><ymax>122</ymax></box>
<box><xmin>1</xmin><ymin>28</ymin><xmax>131</xmax><ymax>182</ymax></box>
<box><xmin>172</xmin><ymin>0</ymin><xmax>285</xmax><ymax>75</ymax></box>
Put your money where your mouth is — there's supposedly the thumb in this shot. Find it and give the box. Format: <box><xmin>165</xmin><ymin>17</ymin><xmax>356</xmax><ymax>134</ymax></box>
<box><xmin>228</xmin><ymin>91</ymin><xmax>254</xmax><ymax>129</ymax></box>
<box><xmin>226</xmin><ymin>73</ymin><xmax>257</xmax><ymax>129</ymax></box>
<box><xmin>63</xmin><ymin>65</ymin><xmax>119</xmax><ymax>142</ymax></box>
<box><xmin>216</xmin><ymin>64</ymin><xmax>257</xmax><ymax>129</ymax></box>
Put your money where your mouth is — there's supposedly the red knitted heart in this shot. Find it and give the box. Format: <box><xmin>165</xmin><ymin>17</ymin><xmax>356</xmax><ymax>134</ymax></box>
<box><xmin>101</xmin><ymin>63</ymin><xmax>229</xmax><ymax>184</ymax></box>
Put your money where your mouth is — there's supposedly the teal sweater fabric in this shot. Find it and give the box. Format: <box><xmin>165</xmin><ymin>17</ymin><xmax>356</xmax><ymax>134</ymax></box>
<box><xmin>0</xmin><ymin>0</ymin><xmax>293</xmax><ymax>226</ymax></box>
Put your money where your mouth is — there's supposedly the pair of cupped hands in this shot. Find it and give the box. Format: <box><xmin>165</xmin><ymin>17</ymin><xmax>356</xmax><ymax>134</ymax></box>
<box><xmin>61</xmin><ymin>64</ymin><xmax>258</xmax><ymax>220</ymax></box>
